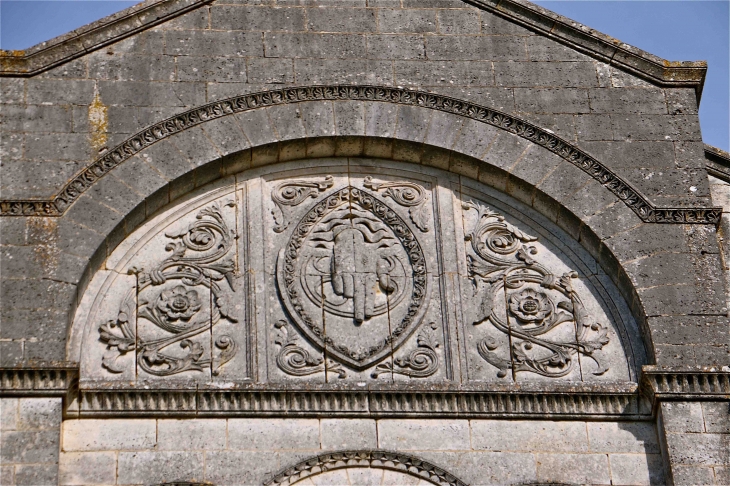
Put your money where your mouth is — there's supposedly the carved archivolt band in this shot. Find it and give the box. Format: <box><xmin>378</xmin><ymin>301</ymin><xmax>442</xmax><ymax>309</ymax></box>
<box><xmin>264</xmin><ymin>450</ymin><xmax>468</xmax><ymax>486</ymax></box>
<box><xmin>0</xmin><ymin>85</ymin><xmax>720</xmax><ymax>224</ymax></box>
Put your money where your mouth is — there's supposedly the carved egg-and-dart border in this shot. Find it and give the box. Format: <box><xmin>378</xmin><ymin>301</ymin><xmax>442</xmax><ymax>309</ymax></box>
<box><xmin>0</xmin><ymin>85</ymin><xmax>720</xmax><ymax>224</ymax></box>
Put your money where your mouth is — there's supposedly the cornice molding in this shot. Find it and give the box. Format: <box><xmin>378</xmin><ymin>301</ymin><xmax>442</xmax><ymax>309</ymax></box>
<box><xmin>265</xmin><ymin>450</ymin><xmax>469</xmax><ymax>486</ymax></box>
<box><xmin>0</xmin><ymin>362</ymin><xmax>78</xmax><ymax>396</ymax></box>
<box><xmin>0</xmin><ymin>0</ymin><xmax>706</xmax><ymax>95</ymax></box>
<box><xmin>0</xmin><ymin>85</ymin><xmax>720</xmax><ymax>224</ymax></box>
<box><xmin>642</xmin><ymin>365</ymin><xmax>730</xmax><ymax>400</ymax></box>
<box><xmin>0</xmin><ymin>0</ymin><xmax>212</xmax><ymax>77</ymax></box>
<box><xmin>705</xmin><ymin>144</ymin><xmax>730</xmax><ymax>182</ymax></box>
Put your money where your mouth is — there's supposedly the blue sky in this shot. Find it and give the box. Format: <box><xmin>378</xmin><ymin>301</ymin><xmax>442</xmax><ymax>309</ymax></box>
<box><xmin>1</xmin><ymin>0</ymin><xmax>728</xmax><ymax>151</ymax></box>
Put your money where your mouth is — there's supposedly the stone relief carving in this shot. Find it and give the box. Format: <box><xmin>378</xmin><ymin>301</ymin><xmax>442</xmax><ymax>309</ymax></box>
<box><xmin>275</xmin><ymin>185</ymin><xmax>431</xmax><ymax>371</ymax></box>
<box><xmin>271</xmin><ymin>176</ymin><xmax>334</xmax><ymax>233</ymax></box>
<box><xmin>362</xmin><ymin>176</ymin><xmax>431</xmax><ymax>232</ymax></box>
<box><xmin>78</xmin><ymin>160</ymin><xmax>638</xmax><ymax>389</ymax></box>
<box><xmin>99</xmin><ymin>202</ymin><xmax>240</xmax><ymax>376</ymax></box>
<box><xmin>462</xmin><ymin>201</ymin><xmax>610</xmax><ymax>379</ymax></box>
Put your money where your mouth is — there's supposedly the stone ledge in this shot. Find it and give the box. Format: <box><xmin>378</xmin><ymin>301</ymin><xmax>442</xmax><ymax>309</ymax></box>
<box><xmin>642</xmin><ymin>365</ymin><xmax>730</xmax><ymax>400</ymax></box>
<box><xmin>0</xmin><ymin>0</ymin><xmax>212</xmax><ymax>77</ymax></box>
<box><xmin>705</xmin><ymin>144</ymin><xmax>730</xmax><ymax>182</ymax></box>
<box><xmin>0</xmin><ymin>362</ymin><xmax>78</xmax><ymax>396</ymax></box>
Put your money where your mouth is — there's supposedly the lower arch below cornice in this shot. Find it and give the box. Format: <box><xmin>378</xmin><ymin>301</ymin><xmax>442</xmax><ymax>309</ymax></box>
<box><xmin>264</xmin><ymin>450</ymin><xmax>469</xmax><ymax>486</ymax></box>
<box><xmin>0</xmin><ymin>85</ymin><xmax>720</xmax><ymax>224</ymax></box>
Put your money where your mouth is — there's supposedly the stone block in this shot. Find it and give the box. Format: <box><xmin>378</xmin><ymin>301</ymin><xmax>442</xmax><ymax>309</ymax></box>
<box><xmin>418</xmin><ymin>451</ymin><xmax>538</xmax><ymax>486</ymax></box>
<box><xmin>0</xmin><ymin>131</ymin><xmax>23</xmax><ymax>162</ymax></box>
<box><xmin>307</xmin><ymin>7</ymin><xmax>376</xmax><ymax>32</ymax></box>
<box><xmin>714</xmin><ymin>466</ymin><xmax>730</xmax><ymax>485</ymax></box>
<box><xmin>0</xmin><ymin>78</ymin><xmax>25</xmax><ymax>104</ymax></box>
<box><xmin>25</xmin><ymin>132</ymin><xmax>93</xmax><ymax>162</ymax></box>
<box><xmin>300</xmin><ymin>101</ymin><xmax>336</xmax><ymax>137</ymax></box>
<box><xmin>165</xmin><ymin>29</ymin><xmax>263</xmax><ymax>57</ymax></box>
<box><xmin>17</xmin><ymin>398</ymin><xmax>61</xmax><ymax>431</ymax></box>
<box><xmin>526</xmin><ymin>35</ymin><xmax>593</xmax><ymax>61</ymax></box>
<box><xmin>436</xmin><ymin>9</ymin><xmax>481</xmax><ymax>34</ymax></box>
<box><xmin>481</xmin><ymin>11</ymin><xmax>535</xmax><ymax>36</ymax></box>
<box><xmin>589</xmin><ymin>88</ymin><xmax>667</xmax><ymax>114</ymax></box>
<box><xmin>99</xmin><ymin>80</ymin><xmax>207</xmax><ymax>107</ymax></box>
<box><xmin>624</xmin><ymin>252</ymin><xmax>696</xmax><ymax>290</ymax></box>
<box><xmin>0</xmin><ymin>399</ymin><xmax>18</xmax><ymax>430</ymax></box>
<box><xmin>177</xmin><ymin>56</ymin><xmax>247</xmax><ymax>83</ymax></box>
<box><xmin>211</xmin><ymin>5</ymin><xmax>307</xmax><ymax>31</ymax></box>
<box><xmin>423</xmin><ymin>110</ymin><xmax>464</xmax><ymax>150</ymax></box>
<box><xmin>247</xmin><ymin>57</ymin><xmax>295</xmax><ymax>84</ymax></box>
<box><xmin>377</xmin><ymin>419</ymin><xmax>470</xmax><ymax>450</ymax></box>
<box><xmin>535</xmin><ymin>453</ymin><xmax>611</xmax><ymax>484</ymax></box>
<box><xmin>62</xmin><ymin>419</ymin><xmax>156</xmax><ymax>451</ymax></box>
<box><xmin>702</xmin><ymin>402</ymin><xmax>730</xmax><ymax>434</ymax></box>
<box><xmin>0</xmin><ymin>159</ymin><xmax>86</xmax><ymax>199</ymax></box>
<box><xmin>157</xmin><ymin>419</ymin><xmax>227</xmax><ymax>450</ymax></box>
<box><xmin>395</xmin><ymin>60</ymin><xmax>493</xmax><ymax>87</ymax></box>
<box><xmin>430</xmin><ymin>86</ymin><xmax>515</xmax><ymax>112</ymax></box>
<box><xmin>666</xmin><ymin>433</ymin><xmax>730</xmax><ymax>466</ymax></box>
<box><xmin>671</xmin><ymin>465</ymin><xmax>718</xmax><ymax>486</ymax></box>
<box><xmin>117</xmin><ymin>451</ymin><xmax>204</xmax><ymax>485</ymax></box>
<box><xmin>494</xmin><ymin>61</ymin><xmax>598</xmax><ymax>88</ymax></box>
<box><xmin>320</xmin><ymin>419</ymin><xmax>377</xmax><ymax>449</ymax></box>
<box><xmin>161</xmin><ymin>7</ymin><xmax>210</xmax><ymax>30</ymax></box>
<box><xmin>333</xmin><ymin>101</ymin><xmax>365</xmax><ymax>136</ymax></box>
<box><xmin>609</xmin><ymin>453</ymin><xmax>665</xmax><ymax>486</ymax></box>
<box><xmin>649</xmin><ymin>316</ymin><xmax>729</xmax><ymax>347</ymax></box>
<box><xmin>228</xmin><ymin>418</ymin><xmax>320</xmax><ymax>450</ymax></box>
<box><xmin>471</xmin><ymin>419</ymin><xmax>589</xmax><ymax>453</ymax></box>
<box><xmin>265</xmin><ymin>33</ymin><xmax>365</xmax><ymax>58</ymax></box>
<box><xmin>366</xmin><ymin>35</ymin><xmax>425</xmax><ymax>60</ymax></box>
<box><xmin>604</xmin><ymin>223</ymin><xmax>686</xmax><ymax>262</ymax></box>
<box><xmin>26</xmin><ymin>79</ymin><xmax>95</xmax><ymax>106</ymax></box>
<box><xmin>575</xmin><ymin>114</ymin><xmax>614</xmax><ymax>141</ymax></box>
<box><xmin>394</xmin><ymin>104</ymin><xmax>431</xmax><ymax>143</ymax></box>
<box><xmin>450</xmin><ymin>118</ymin><xmax>499</xmax><ymax>160</ymax></box>
<box><xmin>204</xmin><ymin>451</ymin><xmax>280</xmax><ymax>485</ymax></box>
<box><xmin>0</xmin><ymin>430</ymin><xmax>59</xmax><ymax>464</ymax></box>
<box><xmin>661</xmin><ymin>402</ymin><xmax>706</xmax><ymax>434</ymax></box>
<box><xmin>514</xmin><ymin>88</ymin><xmax>590</xmax><ymax>114</ymax></box>
<box><xmin>88</xmin><ymin>52</ymin><xmax>177</xmax><ymax>82</ymax></box>
<box><xmin>426</xmin><ymin>35</ymin><xmax>526</xmax><ymax>61</ymax></box>
<box><xmin>1</xmin><ymin>104</ymin><xmax>74</xmax><ymax>133</ymax></box>
<box><xmin>201</xmin><ymin>116</ymin><xmax>251</xmax><ymax>157</ymax></box>
<box><xmin>377</xmin><ymin>9</ymin><xmax>437</xmax><ymax>33</ymax></box>
<box><xmin>59</xmin><ymin>452</ymin><xmax>117</xmax><ymax>485</ymax></box>
<box><xmin>364</xmin><ymin>101</ymin><xmax>397</xmax><ymax>138</ymax></box>
<box><xmin>0</xmin><ymin>341</ymin><xmax>23</xmax><ymax>366</ymax></box>
<box><xmin>0</xmin><ymin>277</ymin><xmax>76</xmax><ymax>311</ymax></box>
<box><xmin>294</xmin><ymin>59</ymin><xmax>393</xmax><ymax>85</ymax></box>
<box><xmin>587</xmin><ymin>422</ymin><xmax>660</xmax><ymax>454</ymax></box>
<box><xmin>13</xmin><ymin>464</ymin><xmax>58</xmax><ymax>486</ymax></box>
<box><xmin>665</xmin><ymin>88</ymin><xmax>699</xmax><ymax>115</ymax></box>
<box><xmin>267</xmin><ymin>103</ymin><xmax>307</xmax><ymax>141</ymax></box>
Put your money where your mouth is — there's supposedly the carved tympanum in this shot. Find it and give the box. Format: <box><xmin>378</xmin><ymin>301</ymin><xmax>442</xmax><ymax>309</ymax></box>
<box><xmin>276</xmin><ymin>185</ymin><xmax>431</xmax><ymax>371</ymax></box>
<box><xmin>271</xmin><ymin>176</ymin><xmax>334</xmax><ymax>233</ymax></box>
<box><xmin>99</xmin><ymin>202</ymin><xmax>239</xmax><ymax>376</ymax></box>
<box><xmin>463</xmin><ymin>201</ymin><xmax>610</xmax><ymax>379</ymax></box>
<box><xmin>363</xmin><ymin>176</ymin><xmax>431</xmax><ymax>232</ymax></box>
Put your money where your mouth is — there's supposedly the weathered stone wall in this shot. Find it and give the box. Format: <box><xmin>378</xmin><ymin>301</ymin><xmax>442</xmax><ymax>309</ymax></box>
<box><xmin>659</xmin><ymin>401</ymin><xmax>730</xmax><ymax>485</ymax></box>
<box><xmin>0</xmin><ymin>398</ymin><xmax>62</xmax><ymax>485</ymax></box>
<box><xmin>58</xmin><ymin>417</ymin><xmax>663</xmax><ymax>485</ymax></box>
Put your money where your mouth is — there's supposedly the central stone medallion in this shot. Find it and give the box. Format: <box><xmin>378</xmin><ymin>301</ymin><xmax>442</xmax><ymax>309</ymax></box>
<box><xmin>276</xmin><ymin>186</ymin><xmax>431</xmax><ymax>370</ymax></box>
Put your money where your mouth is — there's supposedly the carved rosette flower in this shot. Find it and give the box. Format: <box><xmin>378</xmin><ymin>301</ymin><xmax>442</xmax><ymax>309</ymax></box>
<box><xmin>156</xmin><ymin>285</ymin><xmax>202</xmax><ymax>321</ymax></box>
<box><xmin>508</xmin><ymin>289</ymin><xmax>553</xmax><ymax>325</ymax></box>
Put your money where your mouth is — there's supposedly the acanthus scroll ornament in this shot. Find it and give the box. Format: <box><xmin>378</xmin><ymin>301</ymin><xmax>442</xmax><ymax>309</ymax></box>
<box><xmin>99</xmin><ymin>202</ymin><xmax>240</xmax><ymax>377</ymax></box>
<box><xmin>274</xmin><ymin>320</ymin><xmax>346</xmax><ymax>378</ymax></box>
<box><xmin>371</xmin><ymin>323</ymin><xmax>440</xmax><ymax>378</ymax></box>
<box><xmin>271</xmin><ymin>175</ymin><xmax>334</xmax><ymax>233</ymax></box>
<box><xmin>363</xmin><ymin>176</ymin><xmax>431</xmax><ymax>232</ymax></box>
<box><xmin>463</xmin><ymin>201</ymin><xmax>610</xmax><ymax>379</ymax></box>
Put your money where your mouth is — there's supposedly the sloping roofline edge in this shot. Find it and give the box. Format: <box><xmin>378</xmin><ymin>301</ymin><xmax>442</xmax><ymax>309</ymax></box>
<box><xmin>0</xmin><ymin>0</ymin><xmax>707</xmax><ymax>97</ymax></box>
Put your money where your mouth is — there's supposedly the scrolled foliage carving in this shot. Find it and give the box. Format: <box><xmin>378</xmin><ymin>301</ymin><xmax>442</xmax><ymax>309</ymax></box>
<box><xmin>463</xmin><ymin>201</ymin><xmax>610</xmax><ymax>379</ymax></box>
<box><xmin>99</xmin><ymin>202</ymin><xmax>239</xmax><ymax>377</ymax></box>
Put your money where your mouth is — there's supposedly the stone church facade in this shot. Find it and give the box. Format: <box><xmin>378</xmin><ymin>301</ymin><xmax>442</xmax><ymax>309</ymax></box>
<box><xmin>1</xmin><ymin>0</ymin><xmax>728</xmax><ymax>484</ymax></box>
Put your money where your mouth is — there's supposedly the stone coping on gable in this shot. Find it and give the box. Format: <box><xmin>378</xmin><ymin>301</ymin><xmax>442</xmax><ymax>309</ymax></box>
<box><xmin>0</xmin><ymin>85</ymin><xmax>721</xmax><ymax>224</ymax></box>
<box><xmin>0</xmin><ymin>0</ymin><xmax>707</xmax><ymax>95</ymax></box>
<box><xmin>705</xmin><ymin>144</ymin><xmax>730</xmax><ymax>182</ymax></box>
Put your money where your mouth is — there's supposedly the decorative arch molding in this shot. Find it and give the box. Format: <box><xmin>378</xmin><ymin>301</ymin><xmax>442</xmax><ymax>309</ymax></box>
<box><xmin>263</xmin><ymin>450</ymin><xmax>468</xmax><ymax>486</ymax></box>
<box><xmin>0</xmin><ymin>85</ymin><xmax>720</xmax><ymax>224</ymax></box>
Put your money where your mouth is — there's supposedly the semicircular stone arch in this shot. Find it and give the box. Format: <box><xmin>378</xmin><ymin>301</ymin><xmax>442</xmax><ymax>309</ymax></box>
<box><xmin>69</xmin><ymin>154</ymin><xmax>647</xmax><ymax>399</ymax></box>
<box><xmin>263</xmin><ymin>451</ymin><xmax>469</xmax><ymax>486</ymax></box>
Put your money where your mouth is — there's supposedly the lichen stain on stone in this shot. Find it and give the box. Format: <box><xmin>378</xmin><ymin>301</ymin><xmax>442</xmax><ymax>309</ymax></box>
<box><xmin>28</xmin><ymin>217</ymin><xmax>60</xmax><ymax>276</ymax></box>
<box><xmin>88</xmin><ymin>88</ymin><xmax>108</xmax><ymax>153</ymax></box>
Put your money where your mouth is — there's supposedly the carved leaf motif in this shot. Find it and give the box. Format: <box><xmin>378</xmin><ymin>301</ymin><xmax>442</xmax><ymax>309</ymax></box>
<box><xmin>372</xmin><ymin>323</ymin><xmax>440</xmax><ymax>378</ymax></box>
<box><xmin>274</xmin><ymin>320</ymin><xmax>346</xmax><ymax>378</ymax></box>
<box><xmin>271</xmin><ymin>176</ymin><xmax>334</xmax><ymax>233</ymax></box>
<box><xmin>363</xmin><ymin>176</ymin><xmax>431</xmax><ymax>232</ymax></box>
<box><xmin>463</xmin><ymin>202</ymin><xmax>611</xmax><ymax>380</ymax></box>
